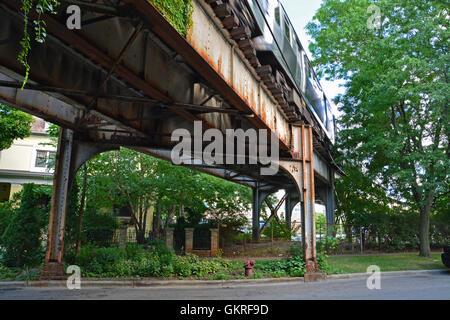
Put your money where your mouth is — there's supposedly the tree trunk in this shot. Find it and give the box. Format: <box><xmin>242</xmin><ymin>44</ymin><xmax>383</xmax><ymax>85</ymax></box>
<box><xmin>418</xmin><ymin>190</ymin><xmax>434</xmax><ymax>257</ymax></box>
<box><xmin>155</xmin><ymin>200</ymin><xmax>161</xmax><ymax>238</ymax></box>
<box><xmin>419</xmin><ymin>205</ymin><xmax>431</xmax><ymax>257</ymax></box>
<box><xmin>75</xmin><ymin>164</ymin><xmax>87</xmax><ymax>258</ymax></box>
<box><xmin>164</xmin><ymin>205</ymin><xmax>175</xmax><ymax>230</ymax></box>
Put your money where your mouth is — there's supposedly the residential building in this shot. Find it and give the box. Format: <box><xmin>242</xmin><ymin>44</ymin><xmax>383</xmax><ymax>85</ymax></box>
<box><xmin>0</xmin><ymin>117</ymin><xmax>55</xmax><ymax>202</ymax></box>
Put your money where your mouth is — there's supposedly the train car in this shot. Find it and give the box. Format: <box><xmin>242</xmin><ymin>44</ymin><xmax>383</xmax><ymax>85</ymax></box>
<box><xmin>221</xmin><ymin>0</ymin><xmax>336</xmax><ymax>143</ymax></box>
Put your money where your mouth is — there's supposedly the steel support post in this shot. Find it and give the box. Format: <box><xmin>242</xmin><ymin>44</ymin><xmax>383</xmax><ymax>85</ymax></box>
<box><xmin>40</xmin><ymin>133</ymin><xmax>119</xmax><ymax>279</ymax></box>
<box><xmin>299</xmin><ymin>125</ymin><xmax>321</xmax><ymax>276</ymax></box>
<box><xmin>285</xmin><ymin>192</ymin><xmax>292</xmax><ymax>230</ymax></box>
<box><xmin>252</xmin><ymin>186</ymin><xmax>260</xmax><ymax>242</ymax></box>
<box><xmin>284</xmin><ymin>188</ymin><xmax>300</xmax><ymax>231</ymax></box>
<box><xmin>252</xmin><ymin>184</ymin><xmax>273</xmax><ymax>242</ymax></box>
<box><xmin>40</xmin><ymin>128</ymin><xmax>74</xmax><ymax>279</ymax></box>
<box><xmin>326</xmin><ymin>170</ymin><xmax>335</xmax><ymax>236</ymax></box>
<box><xmin>278</xmin><ymin>124</ymin><xmax>322</xmax><ymax>279</ymax></box>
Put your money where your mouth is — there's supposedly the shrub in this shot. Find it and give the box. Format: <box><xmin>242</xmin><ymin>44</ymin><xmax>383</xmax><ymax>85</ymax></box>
<box><xmin>262</xmin><ymin>218</ymin><xmax>292</xmax><ymax>240</ymax></box>
<box><xmin>288</xmin><ymin>243</ymin><xmax>303</xmax><ymax>257</ymax></box>
<box><xmin>255</xmin><ymin>256</ymin><xmax>305</xmax><ymax>277</ymax></box>
<box><xmin>75</xmin><ymin>245</ymin><xmax>125</xmax><ymax>275</ymax></box>
<box><xmin>1</xmin><ymin>184</ymin><xmax>50</xmax><ymax>267</ymax></box>
<box><xmin>191</xmin><ymin>259</ymin><xmax>222</xmax><ymax>277</ymax></box>
<box><xmin>111</xmin><ymin>259</ymin><xmax>140</xmax><ymax>277</ymax></box>
<box><xmin>316</xmin><ymin>236</ymin><xmax>340</xmax><ymax>255</ymax></box>
<box><xmin>173</xmin><ymin>255</ymin><xmax>192</xmax><ymax>277</ymax></box>
<box><xmin>125</xmin><ymin>243</ymin><xmax>143</xmax><ymax>260</ymax></box>
<box><xmin>138</xmin><ymin>256</ymin><xmax>161</xmax><ymax>276</ymax></box>
<box><xmin>270</xmin><ymin>270</ymin><xmax>287</xmax><ymax>278</ymax></box>
<box><xmin>82</xmin><ymin>208</ymin><xmax>118</xmax><ymax>247</ymax></box>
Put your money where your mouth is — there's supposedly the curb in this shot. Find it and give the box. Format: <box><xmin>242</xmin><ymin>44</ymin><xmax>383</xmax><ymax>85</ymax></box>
<box><xmin>327</xmin><ymin>269</ymin><xmax>445</xmax><ymax>280</ymax></box>
<box><xmin>0</xmin><ymin>270</ymin><xmax>445</xmax><ymax>289</ymax></box>
<box><xmin>0</xmin><ymin>277</ymin><xmax>305</xmax><ymax>289</ymax></box>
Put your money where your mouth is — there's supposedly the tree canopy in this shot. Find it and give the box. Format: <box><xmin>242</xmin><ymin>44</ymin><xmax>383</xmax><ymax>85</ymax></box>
<box><xmin>0</xmin><ymin>104</ymin><xmax>33</xmax><ymax>150</ymax></box>
<box><xmin>307</xmin><ymin>0</ymin><xmax>449</xmax><ymax>256</ymax></box>
<box><xmin>80</xmin><ymin>148</ymin><xmax>251</xmax><ymax>243</ymax></box>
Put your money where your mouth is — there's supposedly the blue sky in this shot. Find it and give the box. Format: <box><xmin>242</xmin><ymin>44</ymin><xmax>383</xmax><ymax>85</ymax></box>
<box><xmin>280</xmin><ymin>0</ymin><xmax>346</xmax><ymax>113</ymax></box>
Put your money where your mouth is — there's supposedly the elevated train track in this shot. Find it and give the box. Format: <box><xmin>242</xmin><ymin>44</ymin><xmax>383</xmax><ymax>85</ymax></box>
<box><xmin>0</xmin><ymin>0</ymin><xmax>337</xmax><ymax>279</ymax></box>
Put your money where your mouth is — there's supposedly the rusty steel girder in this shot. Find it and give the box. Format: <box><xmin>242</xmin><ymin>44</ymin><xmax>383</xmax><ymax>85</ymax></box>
<box><xmin>0</xmin><ymin>0</ymin><xmax>335</xmax><ymax>279</ymax></box>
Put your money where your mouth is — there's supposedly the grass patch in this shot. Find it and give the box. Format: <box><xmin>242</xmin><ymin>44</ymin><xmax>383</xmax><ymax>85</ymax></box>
<box><xmin>328</xmin><ymin>253</ymin><xmax>445</xmax><ymax>274</ymax></box>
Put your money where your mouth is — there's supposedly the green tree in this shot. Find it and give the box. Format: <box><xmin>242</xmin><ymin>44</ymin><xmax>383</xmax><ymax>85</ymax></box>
<box><xmin>84</xmin><ymin>148</ymin><xmax>253</xmax><ymax>245</ymax></box>
<box><xmin>86</xmin><ymin>148</ymin><xmax>161</xmax><ymax>244</ymax></box>
<box><xmin>1</xmin><ymin>184</ymin><xmax>50</xmax><ymax>267</ymax></box>
<box><xmin>307</xmin><ymin>0</ymin><xmax>449</xmax><ymax>256</ymax></box>
<box><xmin>0</xmin><ymin>104</ymin><xmax>33</xmax><ymax>150</ymax></box>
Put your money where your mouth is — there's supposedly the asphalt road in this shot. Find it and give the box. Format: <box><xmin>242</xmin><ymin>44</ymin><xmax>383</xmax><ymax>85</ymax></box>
<box><xmin>0</xmin><ymin>270</ymin><xmax>449</xmax><ymax>300</ymax></box>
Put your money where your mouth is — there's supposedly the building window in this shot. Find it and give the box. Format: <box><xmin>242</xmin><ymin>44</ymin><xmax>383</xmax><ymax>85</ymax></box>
<box><xmin>0</xmin><ymin>183</ymin><xmax>11</xmax><ymax>202</ymax></box>
<box><xmin>35</xmin><ymin>150</ymin><xmax>55</xmax><ymax>168</ymax></box>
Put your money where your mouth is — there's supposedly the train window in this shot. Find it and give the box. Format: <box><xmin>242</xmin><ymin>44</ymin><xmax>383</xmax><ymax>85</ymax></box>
<box><xmin>292</xmin><ymin>38</ymin><xmax>297</xmax><ymax>52</ymax></box>
<box><xmin>284</xmin><ymin>18</ymin><xmax>291</xmax><ymax>43</ymax></box>
<box><xmin>304</xmin><ymin>55</ymin><xmax>312</xmax><ymax>79</ymax></box>
<box><xmin>274</xmin><ymin>7</ymin><xmax>280</xmax><ymax>25</ymax></box>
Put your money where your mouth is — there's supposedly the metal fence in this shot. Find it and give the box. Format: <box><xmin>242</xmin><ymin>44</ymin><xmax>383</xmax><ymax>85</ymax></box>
<box><xmin>316</xmin><ymin>221</ymin><xmax>450</xmax><ymax>253</ymax></box>
<box><xmin>91</xmin><ymin>229</ymin><xmax>155</xmax><ymax>246</ymax></box>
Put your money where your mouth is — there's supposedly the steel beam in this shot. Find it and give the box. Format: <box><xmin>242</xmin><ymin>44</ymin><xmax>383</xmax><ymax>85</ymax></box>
<box><xmin>251</xmin><ymin>185</ymin><xmax>275</xmax><ymax>242</ymax></box>
<box><xmin>284</xmin><ymin>189</ymin><xmax>300</xmax><ymax>230</ymax></box>
<box><xmin>40</xmin><ymin>128</ymin><xmax>74</xmax><ymax>279</ymax></box>
<box><xmin>326</xmin><ymin>170</ymin><xmax>335</xmax><ymax>236</ymax></box>
<box><xmin>40</xmin><ymin>134</ymin><xmax>119</xmax><ymax>279</ymax></box>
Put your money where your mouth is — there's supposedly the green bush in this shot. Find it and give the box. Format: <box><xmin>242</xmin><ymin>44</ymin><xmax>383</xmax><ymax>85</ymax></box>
<box><xmin>111</xmin><ymin>259</ymin><xmax>140</xmax><ymax>277</ymax></box>
<box><xmin>173</xmin><ymin>255</ymin><xmax>192</xmax><ymax>277</ymax></box>
<box><xmin>191</xmin><ymin>259</ymin><xmax>221</xmax><ymax>277</ymax></box>
<box><xmin>262</xmin><ymin>218</ymin><xmax>292</xmax><ymax>240</ymax></box>
<box><xmin>255</xmin><ymin>255</ymin><xmax>305</xmax><ymax>277</ymax></box>
<box><xmin>75</xmin><ymin>245</ymin><xmax>126</xmax><ymax>275</ymax></box>
<box><xmin>316</xmin><ymin>236</ymin><xmax>340</xmax><ymax>255</ymax></box>
<box><xmin>1</xmin><ymin>184</ymin><xmax>50</xmax><ymax>267</ymax></box>
<box><xmin>125</xmin><ymin>243</ymin><xmax>143</xmax><ymax>260</ymax></box>
<box><xmin>82</xmin><ymin>208</ymin><xmax>118</xmax><ymax>247</ymax></box>
<box><xmin>138</xmin><ymin>256</ymin><xmax>161</xmax><ymax>276</ymax></box>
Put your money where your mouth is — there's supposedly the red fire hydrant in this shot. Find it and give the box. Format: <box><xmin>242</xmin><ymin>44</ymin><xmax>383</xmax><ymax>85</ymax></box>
<box><xmin>244</xmin><ymin>260</ymin><xmax>256</xmax><ymax>277</ymax></box>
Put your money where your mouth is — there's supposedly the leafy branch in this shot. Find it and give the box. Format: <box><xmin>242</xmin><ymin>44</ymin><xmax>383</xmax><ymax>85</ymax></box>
<box><xmin>18</xmin><ymin>0</ymin><xmax>59</xmax><ymax>88</ymax></box>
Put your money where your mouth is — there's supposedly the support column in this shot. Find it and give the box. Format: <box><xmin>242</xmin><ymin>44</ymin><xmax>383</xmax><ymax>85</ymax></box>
<box><xmin>40</xmin><ymin>133</ymin><xmax>119</xmax><ymax>280</ymax></box>
<box><xmin>326</xmin><ymin>171</ymin><xmax>335</xmax><ymax>236</ymax></box>
<box><xmin>210</xmin><ymin>229</ymin><xmax>219</xmax><ymax>257</ymax></box>
<box><xmin>185</xmin><ymin>228</ymin><xmax>194</xmax><ymax>254</ymax></box>
<box><xmin>278</xmin><ymin>125</ymin><xmax>326</xmax><ymax>281</ymax></box>
<box><xmin>252</xmin><ymin>185</ymin><xmax>274</xmax><ymax>242</ymax></box>
<box><xmin>40</xmin><ymin>128</ymin><xmax>74</xmax><ymax>280</ymax></box>
<box><xmin>301</xmin><ymin>125</ymin><xmax>319</xmax><ymax>274</ymax></box>
<box><xmin>165</xmin><ymin>227</ymin><xmax>174</xmax><ymax>250</ymax></box>
<box><xmin>285</xmin><ymin>192</ymin><xmax>292</xmax><ymax>230</ymax></box>
<box><xmin>119</xmin><ymin>226</ymin><xmax>128</xmax><ymax>249</ymax></box>
<box><xmin>252</xmin><ymin>186</ymin><xmax>260</xmax><ymax>242</ymax></box>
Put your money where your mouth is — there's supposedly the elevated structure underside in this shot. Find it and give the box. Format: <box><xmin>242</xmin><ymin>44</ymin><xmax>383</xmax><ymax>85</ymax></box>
<box><xmin>0</xmin><ymin>0</ymin><xmax>336</xmax><ymax>278</ymax></box>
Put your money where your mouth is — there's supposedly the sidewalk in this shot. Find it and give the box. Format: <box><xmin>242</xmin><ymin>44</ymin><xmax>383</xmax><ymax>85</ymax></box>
<box><xmin>0</xmin><ymin>269</ymin><xmax>445</xmax><ymax>289</ymax></box>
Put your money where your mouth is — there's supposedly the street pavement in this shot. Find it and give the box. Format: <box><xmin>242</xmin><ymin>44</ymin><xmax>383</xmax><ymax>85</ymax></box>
<box><xmin>0</xmin><ymin>270</ymin><xmax>449</xmax><ymax>300</ymax></box>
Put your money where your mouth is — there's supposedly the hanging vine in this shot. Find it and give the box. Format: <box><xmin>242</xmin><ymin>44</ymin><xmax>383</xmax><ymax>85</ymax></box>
<box><xmin>16</xmin><ymin>0</ymin><xmax>193</xmax><ymax>87</ymax></box>
<box><xmin>149</xmin><ymin>0</ymin><xmax>194</xmax><ymax>37</ymax></box>
<box><xmin>18</xmin><ymin>0</ymin><xmax>59</xmax><ymax>88</ymax></box>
